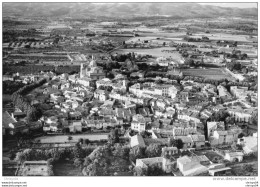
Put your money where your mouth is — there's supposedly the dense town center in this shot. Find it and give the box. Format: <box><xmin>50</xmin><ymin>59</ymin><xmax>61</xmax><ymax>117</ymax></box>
<box><xmin>2</xmin><ymin>3</ymin><xmax>258</xmax><ymax>177</ymax></box>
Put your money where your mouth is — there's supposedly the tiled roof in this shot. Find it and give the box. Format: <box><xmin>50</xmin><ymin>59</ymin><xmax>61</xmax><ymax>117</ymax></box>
<box><xmin>138</xmin><ymin>157</ymin><xmax>163</xmax><ymax>166</ymax></box>
<box><xmin>3</xmin><ymin>111</ymin><xmax>17</xmax><ymax>128</ymax></box>
<box><xmin>175</xmin><ymin>136</ymin><xmax>193</xmax><ymax>143</ymax></box>
<box><xmin>191</xmin><ymin>155</ymin><xmax>209</xmax><ymax>162</ymax></box>
<box><xmin>216</xmin><ymin>131</ymin><xmax>228</xmax><ymax>136</ymax></box>
<box><xmin>190</xmin><ymin>135</ymin><xmax>205</xmax><ymax>142</ymax></box>
<box><xmin>177</xmin><ymin>156</ymin><xmax>191</xmax><ymax>165</ymax></box>
<box><xmin>226</xmin><ymin>152</ymin><xmax>244</xmax><ymax>157</ymax></box>
<box><xmin>130</xmin><ymin>134</ymin><xmax>145</xmax><ymax>148</ymax></box>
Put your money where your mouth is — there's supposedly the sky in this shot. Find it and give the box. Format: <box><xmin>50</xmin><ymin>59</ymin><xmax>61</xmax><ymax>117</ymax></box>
<box><xmin>91</xmin><ymin>2</ymin><xmax>257</xmax><ymax>9</ymax></box>
<box><xmin>199</xmin><ymin>3</ymin><xmax>257</xmax><ymax>9</ymax></box>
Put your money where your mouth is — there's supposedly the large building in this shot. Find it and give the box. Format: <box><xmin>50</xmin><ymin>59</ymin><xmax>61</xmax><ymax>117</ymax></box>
<box><xmin>129</xmin><ymin>83</ymin><xmax>178</xmax><ymax>99</ymax></box>
<box><xmin>80</xmin><ymin>56</ymin><xmax>106</xmax><ymax>80</ymax></box>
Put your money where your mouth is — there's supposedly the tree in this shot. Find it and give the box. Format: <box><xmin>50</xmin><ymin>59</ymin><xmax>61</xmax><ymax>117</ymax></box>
<box><xmin>84</xmin><ymin>139</ymin><xmax>90</xmax><ymax>145</ymax></box>
<box><xmin>83</xmin><ymin>157</ymin><xmax>92</xmax><ymax>167</ymax></box>
<box><xmin>238</xmin><ymin>133</ymin><xmax>245</xmax><ymax>138</ymax></box>
<box><xmin>78</xmin><ymin>138</ymin><xmax>83</xmax><ymax>144</ymax></box>
<box><xmin>134</xmin><ymin>166</ymin><xmax>146</xmax><ymax>176</ymax></box>
<box><xmin>108</xmin><ymin>128</ymin><xmax>120</xmax><ymax>144</ymax></box>
<box><xmin>68</xmin><ymin>136</ymin><xmax>73</xmax><ymax>142</ymax></box>
<box><xmin>244</xmin><ymin>164</ymin><xmax>254</xmax><ymax>172</ymax></box>
<box><xmin>155</xmin><ymin>79</ymin><xmax>163</xmax><ymax>84</ymax></box>
<box><xmin>184</xmin><ymin>58</ymin><xmax>194</xmax><ymax>66</ymax></box>
<box><xmin>113</xmin><ymin>144</ymin><xmax>130</xmax><ymax>160</ymax></box>
<box><xmin>147</xmin><ymin>165</ymin><xmax>164</xmax><ymax>176</ymax></box>
<box><xmin>47</xmin><ymin>158</ymin><xmax>55</xmax><ymax>166</ymax></box>
<box><xmin>73</xmin><ymin>142</ymin><xmax>84</xmax><ymax>159</ymax></box>
<box><xmin>47</xmin><ymin>165</ymin><xmax>54</xmax><ymax>176</ymax></box>
<box><xmin>129</xmin><ymin>165</ymin><xmax>133</xmax><ymax>171</ymax></box>
<box><xmin>168</xmin><ymin>138</ymin><xmax>183</xmax><ymax>149</ymax></box>
<box><xmin>23</xmin><ymin>148</ymin><xmax>35</xmax><ymax>160</ymax></box>
<box><xmin>145</xmin><ymin>144</ymin><xmax>162</xmax><ymax>158</ymax></box>
<box><xmin>74</xmin><ymin>158</ymin><xmax>83</xmax><ymax>168</ymax></box>
<box><xmin>15</xmin><ymin>152</ymin><xmax>26</xmax><ymax>164</ymax></box>
<box><xmin>85</xmin><ymin>163</ymin><xmax>98</xmax><ymax>176</ymax></box>
<box><xmin>242</xmin><ymin>67</ymin><xmax>248</xmax><ymax>74</ymax></box>
<box><xmin>140</xmin><ymin>131</ymin><xmax>152</xmax><ymax>138</ymax></box>
<box><xmin>49</xmin><ymin>149</ymin><xmax>62</xmax><ymax>160</ymax></box>
<box><xmin>129</xmin><ymin>146</ymin><xmax>146</xmax><ymax>162</ymax></box>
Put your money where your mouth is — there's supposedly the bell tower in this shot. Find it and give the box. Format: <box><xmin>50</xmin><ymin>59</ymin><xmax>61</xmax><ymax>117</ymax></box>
<box><xmin>80</xmin><ymin>62</ymin><xmax>87</xmax><ymax>78</ymax></box>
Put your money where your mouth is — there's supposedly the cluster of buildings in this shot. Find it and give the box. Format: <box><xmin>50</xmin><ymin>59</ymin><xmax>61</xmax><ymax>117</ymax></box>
<box><xmin>133</xmin><ymin>139</ymin><xmax>247</xmax><ymax>176</ymax></box>
<box><xmin>2</xmin><ymin>16</ymin><xmax>258</xmax><ymax>177</ymax></box>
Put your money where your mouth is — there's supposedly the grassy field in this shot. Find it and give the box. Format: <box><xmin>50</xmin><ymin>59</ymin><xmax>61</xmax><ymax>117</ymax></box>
<box><xmin>53</xmin><ymin>160</ymin><xmax>83</xmax><ymax>176</ymax></box>
<box><xmin>182</xmin><ymin>68</ymin><xmax>234</xmax><ymax>80</ymax></box>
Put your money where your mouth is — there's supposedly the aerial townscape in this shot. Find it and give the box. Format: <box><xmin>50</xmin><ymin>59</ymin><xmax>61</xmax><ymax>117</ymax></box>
<box><xmin>2</xmin><ymin>3</ymin><xmax>258</xmax><ymax>177</ymax></box>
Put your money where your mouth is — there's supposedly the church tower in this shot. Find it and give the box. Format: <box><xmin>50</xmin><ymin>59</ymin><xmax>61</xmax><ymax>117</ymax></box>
<box><xmin>80</xmin><ymin>63</ymin><xmax>85</xmax><ymax>78</ymax></box>
<box><xmin>89</xmin><ymin>55</ymin><xmax>97</xmax><ymax>67</ymax></box>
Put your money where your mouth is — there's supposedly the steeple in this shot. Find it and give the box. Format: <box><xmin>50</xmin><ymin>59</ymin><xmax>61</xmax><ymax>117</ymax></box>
<box><xmin>89</xmin><ymin>55</ymin><xmax>97</xmax><ymax>67</ymax></box>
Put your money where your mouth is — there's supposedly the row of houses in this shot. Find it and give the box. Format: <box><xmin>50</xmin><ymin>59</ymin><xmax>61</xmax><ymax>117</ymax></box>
<box><xmin>134</xmin><ymin>143</ymin><xmax>245</xmax><ymax>176</ymax></box>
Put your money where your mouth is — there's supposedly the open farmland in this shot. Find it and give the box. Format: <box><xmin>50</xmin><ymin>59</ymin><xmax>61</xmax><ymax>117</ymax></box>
<box><xmin>126</xmin><ymin>36</ymin><xmax>178</xmax><ymax>45</ymax></box>
<box><xmin>182</xmin><ymin>68</ymin><xmax>234</xmax><ymax>80</ymax></box>
<box><xmin>125</xmin><ymin>36</ymin><xmax>158</xmax><ymax>43</ymax></box>
<box><xmin>3</xmin><ymin>65</ymin><xmax>80</xmax><ymax>75</ymax></box>
<box><xmin>105</xmin><ymin>36</ymin><xmax>133</xmax><ymax>43</ymax></box>
<box><xmin>113</xmin><ymin>47</ymin><xmax>183</xmax><ymax>58</ymax></box>
<box><xmin>190</xmin><ymin>33</ymin><xmax>254</xmax><ymax>42</ymax></box>
<box><xmin>3</xmin><ymin>65</ymin><xmax>55</xmax><ymax>75</ymax></box>
<box><xmin>138</xmin><ymin>31</ymin><xmax>187</xmax><ymax>38</ymax></box>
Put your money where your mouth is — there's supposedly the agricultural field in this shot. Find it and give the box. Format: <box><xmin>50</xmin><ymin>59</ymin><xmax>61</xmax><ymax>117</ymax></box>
<box><xmin>56</xmin><ymin>66</ymin><xmax>80</xmax><ymax>74</ymax></box>
<box><xmin>182</xmin><ymin>68</ymin><xmax>234</xmax><ymax>80</ymax></box>
<box><xmin>190</xmin><ymin>32</ymin><xmax>254</xmax><ymax>42</ymax></box>
<box><xmin>113</xmin><ymin>47</ymin><xmax>183</xmax><ymax>58</ymax></box>
<box><xmin>126</xmin><ymin>37</ymin><xmax>176</xmax><ymax>45</ymax></box>
<box><xmin>139</xmin><ymin>31</ymin><xmax>187</xmax><ymax>38</ymax></box>
<box><xmin>125</xmin><ymin>36</ymin><xmax>158</xmax><ymax>43</ymax></box>
<box><xmin>105</xmin><ymin>36</ymin><xmax>133</xmax><ymax>44</ymax></box>
<box><xmin>3</xmin><ymin>65</ymin><xmax>55</xmax><ymax>75</ymax></box>
<box><xmin>3</xmin><ymin>65</ymin><xmax>80</xmax><ymax>75</ymax></box>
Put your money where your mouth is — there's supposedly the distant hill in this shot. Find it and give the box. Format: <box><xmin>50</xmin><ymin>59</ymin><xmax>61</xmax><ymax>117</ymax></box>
<box><xmin>3</xmin><ymin>3</ymin><xmax>257</xmax><ymax>19</ymax></box>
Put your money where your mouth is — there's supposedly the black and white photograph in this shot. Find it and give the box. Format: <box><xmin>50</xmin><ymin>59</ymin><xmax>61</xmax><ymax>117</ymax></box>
<box><xmin>1</xmin><ymin>1</ymin><xmax>258</xmax><ymax>184</ymax></box>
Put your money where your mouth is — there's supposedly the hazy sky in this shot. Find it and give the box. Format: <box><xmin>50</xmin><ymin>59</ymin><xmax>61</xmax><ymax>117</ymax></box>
<box><xmin>92</xmin><ymin>2</ymin><xmax>257</xmax><ymax>8</ymax></box>
<box><xmin>199</xmin><ymin>3</ymin><xmax>257</xmax><ymax>9</ymax></box>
